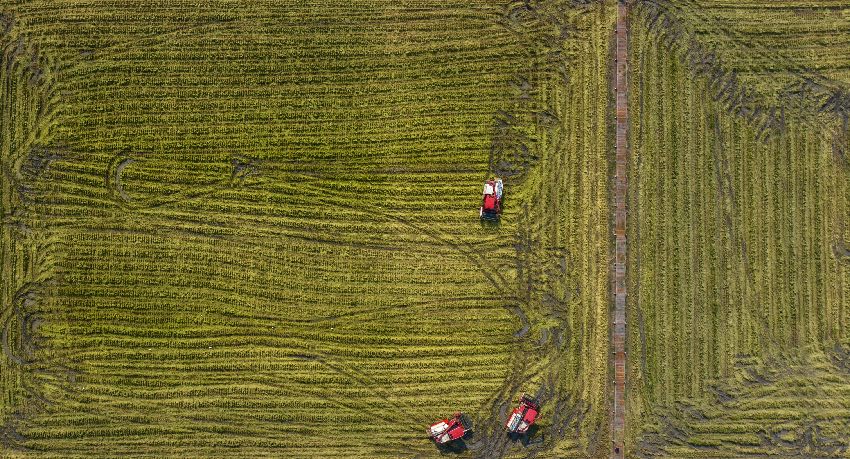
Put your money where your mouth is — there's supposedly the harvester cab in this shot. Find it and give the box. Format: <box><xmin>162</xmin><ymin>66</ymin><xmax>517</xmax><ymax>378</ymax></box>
<box><xmin>479</xmin><ymin>178</ymin><xmax>503</xmax><ymax>221</ymax></box>
<box><xmin>429</xmin><ymin>412</ymin><xmax>472</xmax><ymax>444</ymax></box>
<box><xmin>505</xmin><ymin>394</ymin><xmax>539</xmax><ymax>434</ymax></box>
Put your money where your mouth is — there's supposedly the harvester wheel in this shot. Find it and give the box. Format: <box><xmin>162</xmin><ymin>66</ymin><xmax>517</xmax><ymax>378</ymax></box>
<box><xmin>459</xmin><ymin>413</ymin><xmax>473</xmax><ymax>431</ymax></box>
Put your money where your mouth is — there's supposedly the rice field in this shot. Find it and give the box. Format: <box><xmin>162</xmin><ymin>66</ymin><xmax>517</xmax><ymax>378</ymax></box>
<box><xmin>1</xmin><ymin>0</ymin><xmax>614</xmax><ymax>457</ymax></box>
<box><xmin>627</xmin><ymin>1</ymin><xmax>850</xmax><ymax>456</ymax></box>
<box><xmin>2</xmin><ymin>0</ymin><xmax>850</xmax><ymax>458</ymax></box>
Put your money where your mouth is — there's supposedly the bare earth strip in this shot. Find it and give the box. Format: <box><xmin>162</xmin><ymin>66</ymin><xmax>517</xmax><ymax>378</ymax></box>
<box><xmin>611</xmin><ymin>1</ymin><xmax>629</xmax><ymax>458</ymax></box>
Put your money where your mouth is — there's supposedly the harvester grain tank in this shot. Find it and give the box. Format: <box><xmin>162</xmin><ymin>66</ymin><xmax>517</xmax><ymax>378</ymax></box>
<box><xmin>479</xmin><ymin>178</ymin><xmax>503</xmax><ymax>220</ymax></box>
<box><xmin>505</xmin><ymin>394</ymin><xmax>539</xmax><ymax>434</ymax></box>
<box><xmin>429</xmin><ymin>412</ymin><xmax>472</xmax><ymax>444</ymax></box>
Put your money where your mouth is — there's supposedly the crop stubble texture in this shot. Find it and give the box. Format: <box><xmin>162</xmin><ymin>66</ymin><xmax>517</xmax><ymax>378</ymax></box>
<box><xmin>627</xmin><ymin>1</ymin><xmax>850</xmax><ymax>456</ymax></box>
<box><xmin>0</xmin><ymin>1</ymin><xmax>615</xmax><ymax>457</ymax></box>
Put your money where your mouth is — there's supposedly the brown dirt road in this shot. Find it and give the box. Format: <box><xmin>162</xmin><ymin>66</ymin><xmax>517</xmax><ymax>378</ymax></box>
<box><xmin>611</xmin><ymin>1</ymin><xmax>629</xmax><ymax>458</ymax></box>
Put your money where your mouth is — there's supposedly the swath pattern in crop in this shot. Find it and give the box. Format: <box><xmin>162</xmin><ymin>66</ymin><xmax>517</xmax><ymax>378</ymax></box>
<box><xmin>2</xmin><ymin>1</ymin><xmax>532</xmax><ymax>457</ymax></box>
<box><xmin>0</xmin><ymin>0</ymin><xmax>615</xmax><ymax>457</ymax></box>
<box><xmin>627</xmin><ymin>6</ymin><xmax>850</xmax><ymax>456</ymax></box>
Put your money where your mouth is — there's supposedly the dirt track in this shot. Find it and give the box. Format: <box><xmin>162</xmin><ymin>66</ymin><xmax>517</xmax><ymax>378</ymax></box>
<box><xmin>611</xmin><ymin>2</ymin><xmax>629</xmax><ymax>458</ymax></box>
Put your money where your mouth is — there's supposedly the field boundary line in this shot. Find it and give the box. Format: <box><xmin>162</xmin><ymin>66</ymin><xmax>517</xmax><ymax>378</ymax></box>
<box><xmin>611</xmin><ymin>1</ymin><xmax>629</xmax><ymax>458</ymax></box>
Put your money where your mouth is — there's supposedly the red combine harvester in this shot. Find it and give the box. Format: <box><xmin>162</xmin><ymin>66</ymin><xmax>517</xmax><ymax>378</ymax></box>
<box><xmin>429</xmin><ymin>412</ymin><xmax>472</xmax><ymax>444</ymax></box>
<box><xmin>505</xmin><ymin>394</ymin><xmax>540</xmax><ymax>434</ymax></box>
<box><xmin>479</xmin><ymin>178</ymin><xmax>504</xmax><ymax>221</ymax></box>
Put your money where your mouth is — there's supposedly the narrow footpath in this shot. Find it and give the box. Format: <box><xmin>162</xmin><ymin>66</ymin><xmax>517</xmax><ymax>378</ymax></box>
<box><xmin>611</xmin><ymin>1</ymin><xmax>629</xmax><ymax>458</ymax></box>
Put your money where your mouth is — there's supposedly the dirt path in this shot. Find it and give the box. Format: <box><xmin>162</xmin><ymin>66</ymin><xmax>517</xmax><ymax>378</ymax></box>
<box><xmin>611</xmin><ymin>2</ymin><xmax>629</xmax><ymax>458</ymax></box>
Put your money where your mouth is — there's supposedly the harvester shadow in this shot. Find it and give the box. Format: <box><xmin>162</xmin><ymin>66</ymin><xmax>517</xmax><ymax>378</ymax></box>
<box><xmin>435</xmin><ymin>431</ymin><xmax>473</xmax><ymax>455</ymax></box>
<box><xmin>507</xmin><ymin>425</ymin><xmax>543</xmax><ymax>447</ymax></box>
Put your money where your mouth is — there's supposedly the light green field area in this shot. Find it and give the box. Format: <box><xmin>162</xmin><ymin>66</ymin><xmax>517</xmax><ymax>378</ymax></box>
<box><xmin>1</xmin><ymin>1</ymin><xmax>614</xmax><ymax>457</ymax></box>
<box><xmin>628</xmin><ymin>1</ymin><xmax>850</xmax><ymax>456</ymax></box>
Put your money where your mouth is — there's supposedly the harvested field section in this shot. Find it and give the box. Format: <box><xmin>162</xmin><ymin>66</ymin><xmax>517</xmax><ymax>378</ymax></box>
<box><xmin>637</xmin><ymin>0</ymin><xmax>850</xmax><ymax>151</ymax></box>
<box><xmin>3</xmin><ymin>1</ymin><xmax>528</xmax><ymax>457</ymax></box>
<box><xmin>25</xmin><ymin>232</ymin><xmax>515</xmax><ymax>456</ymax></box>
<box><xmin>0</xmin><ymin>25</ymin><xmax>64</xmax><ymax>449</ymax></box>
<box><xmin>627</xmin><ymin>12</ymin><xmax>850</xmax><ymax>457</ymax></box>
<box><xmin>491</xmin><ymin>3</ymin><xmax>616</xmax><ymax>457</ymax></box>
<box><xmin>662</xmin><ymin>0</ymin><xmax>850</xmax><ymax>105</ymax></box>
<box><xmin>637</xmin><ymin>347</ymin><xmax>850</xmax><ymax>457</ymax></box>
<box><xmin>1</xmin><ymin>0</ymin><xmax>614</xmax><ymax>457</ymax></box>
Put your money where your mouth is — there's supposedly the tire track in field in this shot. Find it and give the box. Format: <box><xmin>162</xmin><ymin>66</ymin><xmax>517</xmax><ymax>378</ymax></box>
<box><xmin>57</xmin><ymin>17</ymin><xmax>251</xmax><ymax>77</ymax></box>
<box><xmin>105</xmin><ymin>151</ymin><xmax>233</xmax><ymax>211</ymax></box>
<box><xmin>254</xmin><ymin>366</ymin><xmax>426</xmax><ymax>433</ymax></box>
<box><xmin>0</xmin><ymin>284</ymin><xmax>42</xmax><ymax>367</ymax></box>
<box><xmin>309</xmin><ymin>295</ymin><xmax>504</xmax><ymax>325</ymax></box>
<box><xmin>104</xmin><ymin>162</ymin><xmax>515</xmax><ymax>301</ymax></box>
<box><xmin>318</xmin><ymin>358</ymin><xmax>433</xmax><ymax>426</ymax></box>
<box><xmin>0</xmin><ymin>29</ymin><xmax>63</xmax><ymax>203</ymax></box>
<box><xmin>108</xmin><ymin>155</ymin><xmax>134</xmax><ymax>202</ymax></box>
<box><xmin>259</xmin><ymin>343</ymin><xmax>443</xmax><ymax>439</ymax></box>
<box><xmin>0</xmin><ymin>24</ymin><xmax>70</xmax><ymax>452</ymax></box>
<box><xmin>637</xmin><ymin>0</ymin><xmax>850</xmax><ymax>166</ymax></box>
<box><xmin>264</xmin><ymin>177</ymin><xmax>516</xmax><ymax>298</ymax></box>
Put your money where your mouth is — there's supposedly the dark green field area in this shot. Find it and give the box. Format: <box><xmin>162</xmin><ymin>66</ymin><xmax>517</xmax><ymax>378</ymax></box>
<box><xmin>1</xmin><ymin>0</ymin><xmax>849</xmax><ymax>458</ymax></box>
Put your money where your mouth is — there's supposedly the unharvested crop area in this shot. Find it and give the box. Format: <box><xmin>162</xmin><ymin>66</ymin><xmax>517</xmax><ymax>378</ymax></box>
<box><xmin>2</xmin><ymin>0</ymin><xmax>850</xmax><ymax>458</ymax></box>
